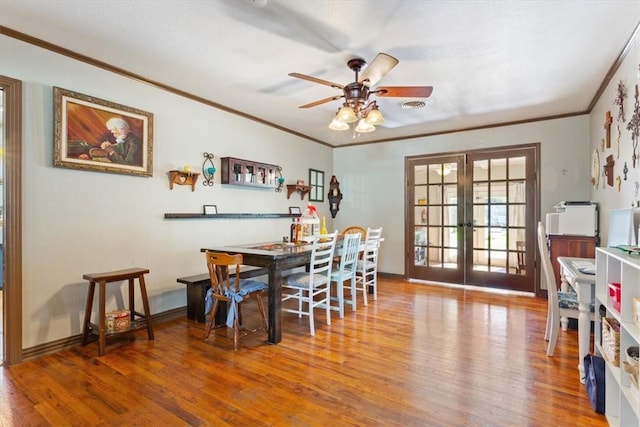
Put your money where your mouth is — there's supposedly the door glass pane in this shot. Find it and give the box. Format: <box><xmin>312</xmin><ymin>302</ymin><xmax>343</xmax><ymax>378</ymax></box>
<box><xmin>444</xmin><ymin>248</ymin><xmax>457</xmax><ymax>268</ymax></box>
<box><xmin>474</xmin><ymin>160</ymin><xmax>488</xmax><ymax>180</ymax></box>
<box><xmin>508</xmin><ymin>180</ymin><xmax>525</xmax><ymax>203</ymax></box>
<box><xmin>444</xmin><ymin>225</ymin><xmax>458</xmax><ymax>248</ymax></box>
<box><xmin>442</xmin><ymin>162</ymin><xmax>457</xmax><ymax>183</ymax></box>
<box><xmin>415</xmin><ymin>186</ymin><xmax>427</xmax><ymax>204</ymax></box>
<box><xmin>474</xmin><ymin>182</ymin><xmax>488</xmax><ymax>203</ymax></box>
<box><xmin>490</xmin><ymin>227</ymin><xmax>507</xmax><ymax>249</ymax></box>
<box><xmin>509</xmin><ymin>204</ymin><xmax>526</xmax><ymax>227</ymax></box>
<box><xmin>473</xmin><ymin>249</ymin><xmax>488</xmax><ymax>270</ymax></box>
<box><xmin>415</xmin><ymin>206</ymin><xmax>427</xmax><ymax>224</ymax></box>
<box><xmin>490</xmin><ymin>158</ymin><xmax>507</xmax><ymax>180</ymax></box>
<box><xmin>428</xmin><ymin>227</ymin><xmax>442</xmax><ymax>246</ymax></box>
<box><xmin>428</xmin><ymin>164</ymin><xmax>441</xmax><ymax>181</ymax></box>
<box><xmin>509</xmin><ymin>157</ymin><xmax>526</xmax><ymax>179</ymax></box>
<box><xmin>415</xmin><ymin>165</ymin><xmax>428</xmax><ymax>185</ymax></box>
<box><xmin>428</xmin><ymin>206</ymin><xmax>442</xmax><ymax>224</ymax></box>
<box><xmin>490</xmin><ymin>250</ymin><xmax>506</xmax><ymax>272</ymax></box>
<box><xmin>428</xmin><ymin>184</ymin><xmax>441</xmax><ymax>203</ymax></box>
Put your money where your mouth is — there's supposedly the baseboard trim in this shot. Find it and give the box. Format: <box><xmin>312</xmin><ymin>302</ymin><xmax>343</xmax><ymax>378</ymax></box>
<box><xmin>21</xmin><ymin>307</ymin><xmax>186</xmax><ymax>362</ymax></box>
<box><xmin>378</xmin><ymin>272</ymin><xmax>405</xmax><ymax>281</ymax></box>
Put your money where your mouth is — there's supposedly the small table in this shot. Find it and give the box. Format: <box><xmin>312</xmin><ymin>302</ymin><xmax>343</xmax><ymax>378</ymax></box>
<box><xmin>557</xmin><ymin>256</ymin><xmax>596</xmax><ymax>383</ymax></box>
<box><xmin>82</xmin><ymin>268</ymin><xmax>154</xmax><ymax>356</ymax></box>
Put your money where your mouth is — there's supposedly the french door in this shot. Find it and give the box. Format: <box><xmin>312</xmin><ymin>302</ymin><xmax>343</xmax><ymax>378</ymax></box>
<box><xmin>405</xmin><ymin>144</ymin><xmax>539</xmax><ymax>292</ymax></box>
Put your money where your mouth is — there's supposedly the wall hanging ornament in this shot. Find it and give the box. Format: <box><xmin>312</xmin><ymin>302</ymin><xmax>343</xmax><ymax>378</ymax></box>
<box><xmin>327</xmin><ymin>175</ymin><xmax>343</xmax><ymax>218</ymax></box>
<box><xmin>605</xmin><ymin>111</ymin><xmax>612</xmax><ymax>148</ymax></box>
<box><xmin>202</xmin><ymin>152</ymin><xmax>216</xmax><ymax>186</ymax></box>
<box><xmin>614</xmin><ymin>80</ymin><xmax>627</xmax><ymax>123</ymax></box>
<box><xmin>627</xmin><ymin>84</ymin><xmax>640</xmax><ymax>167</ymax></box>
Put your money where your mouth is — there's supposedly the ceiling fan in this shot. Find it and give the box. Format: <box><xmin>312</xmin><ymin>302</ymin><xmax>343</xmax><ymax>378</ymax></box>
<box><xmin>289</xmin><ymin>53</ymin><xmax>433</xmax><ymax>132</ymax></box>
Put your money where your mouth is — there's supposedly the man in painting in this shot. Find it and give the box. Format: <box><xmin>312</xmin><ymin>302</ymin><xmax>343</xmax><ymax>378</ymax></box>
<box><xmin>99</xmin><ymin>117</ymin><xmax>142</xmax><ymax>166</ymax></box>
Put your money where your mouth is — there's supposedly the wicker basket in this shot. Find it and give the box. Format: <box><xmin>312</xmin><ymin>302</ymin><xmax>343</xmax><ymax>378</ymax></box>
<box><xmin>602</xmin><ymin>317</ymin><xmax>621</xmax><ymax>367</ymax></box>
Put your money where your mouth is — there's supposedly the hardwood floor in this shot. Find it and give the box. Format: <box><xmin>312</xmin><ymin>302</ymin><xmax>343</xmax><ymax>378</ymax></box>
<box><xmin>0</xmin><ymin>278</ymin><xmax>606</xmax><ymax>426</ymax></box>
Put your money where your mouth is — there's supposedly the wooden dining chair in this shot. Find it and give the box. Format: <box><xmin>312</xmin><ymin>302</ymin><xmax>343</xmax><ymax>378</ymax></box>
<box><xmin>340</xmin><ymin>226</ymin><xmax>366</xmax><ymax>237</ymax></box>
<box><xmin>330</xmin><ymin>232</ymin><xmax>361</xmax><ymax>317</ymax></box>
<box><xmin>204</xmin><ymin>251</ymin><xmax>268</xmax><ymax>350</ymax></box>
<box><xmin>355</xmin><ymin>227</ymin><xmax>383</xmax><ymax>306</ymax></box>
<box><xmin>281</xmin><ymin>231</ymin><xmax>338</xmax><ymax>336</ymax></box>
<box><xmin>538</xmin><ymin>222</ymin><xmax>593</xmax><ymax>356</ymax></box>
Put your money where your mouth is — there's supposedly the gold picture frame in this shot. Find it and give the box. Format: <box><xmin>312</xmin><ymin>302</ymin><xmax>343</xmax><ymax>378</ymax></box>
<box><xmin>53</xmin><ymin>87</ymin><xmax>154</xmax><ymax>177</ymax></box>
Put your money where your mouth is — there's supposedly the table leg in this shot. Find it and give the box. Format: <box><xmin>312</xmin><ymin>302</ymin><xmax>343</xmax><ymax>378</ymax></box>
<box><xmin>98</xmin><ymin>281</ymin><xmax>106</xmax><ymax>356</ymax></box>
<box><xmin>82</xmin><ymin>282</ymin><xmax>96</xmax><ymax>345</ymax></box>
<box><xmin>559</xmin><ymin>273</ymin><xmax>570</xmax><ymax>332</ymax></box>
<box><xmin>576</xmin><ymin>281</ymin><xmax>591</xmax><ymax>384</ymax></box>
<box><xmin>267</xmin><ymin>264</ymin><xmax>282</xmax><ymax>344</ymax></box>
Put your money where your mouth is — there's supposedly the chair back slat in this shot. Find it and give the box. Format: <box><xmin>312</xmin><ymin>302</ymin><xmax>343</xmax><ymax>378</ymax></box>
<box><xmin>310</xmin><ymin>231</ymin><xmax>338</xmax><ymax>275</ymax></box>
<box><xmin>339</xmin><ymin>232</ymin><xmax>361</xmax><ymax>271</ymax></box>
<box><xmin>205</xmin><ymin>252</ymin><xmax>243</xmax><ymax>295</ymax></box>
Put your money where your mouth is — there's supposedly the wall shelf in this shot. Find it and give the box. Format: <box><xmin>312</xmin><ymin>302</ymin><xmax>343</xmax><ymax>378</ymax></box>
<box><xmin>164</xmin><ymin>213</ymin><xmax>301</xmax><ymax>219</ymax></box>
<box><xmin>220</xmin><ymin>157</ymin><xmax>280</xmax><ymax>189</ymax></box>
<box><xmin>286</xmin><ymin>184</ymin><xmax>311</xmax><ymax>200</ymax></box>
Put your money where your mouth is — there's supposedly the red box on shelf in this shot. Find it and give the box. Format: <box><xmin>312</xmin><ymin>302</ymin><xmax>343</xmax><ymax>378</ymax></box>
<box><xmin>609</xmin><ymin>283</ymin><xmax>621</xmax><ymax>313</ymax></box>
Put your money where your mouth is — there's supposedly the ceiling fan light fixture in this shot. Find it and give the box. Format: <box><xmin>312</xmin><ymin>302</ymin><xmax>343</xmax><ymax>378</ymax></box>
<box><xmin>364</xmin><ymin>106</ymin><xmax>385</xmax><ymax>125</ymax></box>
<box><xmin>354</xmin><ymin>118</ymin><xmax>375</xmax><ymax>133</ymax></box>
<box><xmin>328</xmin><ymin>118</ymin><xmax>349</xmax><ymax>131</ymax></box>
<box><xmin>336</xmin><ymin>105</ymin><xmax>357</xmax><ymax>123</ymax></box>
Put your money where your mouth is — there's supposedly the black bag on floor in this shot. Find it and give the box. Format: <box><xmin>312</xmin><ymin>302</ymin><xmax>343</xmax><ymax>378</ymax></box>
<box><xmin>584</xmin><ymin>353</ymin><xmax>605</xmax><ymax>414</ymax></box>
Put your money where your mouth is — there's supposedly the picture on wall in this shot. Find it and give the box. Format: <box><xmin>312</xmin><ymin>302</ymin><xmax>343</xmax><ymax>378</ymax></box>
<box><xmin>53</xmin><ymin>87</ymin><xmax>154</xmax><ymax>177</ymax></box>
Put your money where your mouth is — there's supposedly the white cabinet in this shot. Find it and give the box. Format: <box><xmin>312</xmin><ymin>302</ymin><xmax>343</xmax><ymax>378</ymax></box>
<box><xmin>595</xmin><ymin>247</ymin><xmax>640</xmax><ymax>426</ymax></box>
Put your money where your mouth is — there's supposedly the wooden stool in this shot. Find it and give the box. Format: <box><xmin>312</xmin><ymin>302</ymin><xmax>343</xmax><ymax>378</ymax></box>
<box><xmin>82</xmin><ymin>268</ymin><xmax>154</xmax><ymax>356</ymax></box>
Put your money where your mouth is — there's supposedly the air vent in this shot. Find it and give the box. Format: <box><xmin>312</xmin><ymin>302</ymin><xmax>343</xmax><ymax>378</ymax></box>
<box><xmin>401</xmin><ymin>100</ymin><xmax>426</xmax><ymax>109</ymax></box>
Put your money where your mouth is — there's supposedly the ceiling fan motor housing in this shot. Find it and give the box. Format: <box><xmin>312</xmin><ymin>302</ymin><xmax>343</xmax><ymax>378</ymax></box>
<box><xmin>343</xmin><ymin>82</ymin><xmax>369</xmax><ymax>107</ymax></box>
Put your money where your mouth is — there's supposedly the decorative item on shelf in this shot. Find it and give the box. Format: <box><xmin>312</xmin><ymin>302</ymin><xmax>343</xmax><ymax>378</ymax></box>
<box><xmin>275</xmin><ymin>166</ymin><xmax>285</xmax><ymax>192</ymax></box>
<box><xmin>327</xmin><ymin>175</ymin><xmax>343</xmax><ymax>218</ymax></box>
<box><xmin>299</xmin><ymin>203</ymin><xmax>319</xmax><ymax>242</ymax></box>
<box><xmin>202</xmin><ymin>152</ymin><xmax>216</xmax><ymax>186</ymax></box>
<box><xmin>203</xmin><ymin>205</ymin><xmax>217</xmax><ymax>215</ymax></box>
<box><xmin>319</xmin><ymin>215</ymin><xmax>328</xmax><ymax>235</ymax></box>
<box><xmin>169</xmin><ymin>165</ymin><xmax>199</xmax><ymax>191</ymax></box>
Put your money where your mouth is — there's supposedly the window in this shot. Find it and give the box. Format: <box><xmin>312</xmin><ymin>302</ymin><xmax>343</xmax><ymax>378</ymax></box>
<box><xmin>309</xmin><ymin>169</ymin><xmax>324</xmax><ymax>202</ymax></box>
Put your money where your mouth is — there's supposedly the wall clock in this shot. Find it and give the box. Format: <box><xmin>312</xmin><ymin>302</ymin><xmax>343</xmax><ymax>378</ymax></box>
<box><xmin>591</xmin><ymin>149</ymin><xmax>600</xmax><ymax>188</ymax></box>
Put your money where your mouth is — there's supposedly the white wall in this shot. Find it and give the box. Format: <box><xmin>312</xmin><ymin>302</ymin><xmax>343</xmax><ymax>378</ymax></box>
<box><xmin>589</xmin><ymin>34</ymin><xmax>640</xmax><ymax>246</ymax></box>
<box><xmin>1</xmin><ymin>35</ymin><xmax>333</xmax><ymax>348</ymax></box>
<box><xmin>333</xmin><ymin>116</ymin><xmax>591</xmax><ymax>276</ymax></box>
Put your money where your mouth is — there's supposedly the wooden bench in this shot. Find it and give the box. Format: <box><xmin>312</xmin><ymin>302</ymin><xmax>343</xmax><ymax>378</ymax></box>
<box><xmin>177</xmin><ymin>266</ymin><xmax>268</xmax><ymax>323</ymax></box>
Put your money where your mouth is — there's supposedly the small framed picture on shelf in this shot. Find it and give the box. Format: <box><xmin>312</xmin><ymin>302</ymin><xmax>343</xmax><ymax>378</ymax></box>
<box><xmin>633</xmin><ymin>298</ymin><xmax>640</xmax><ymax>326</ymax></box>
<box><xmin>289</xmin><ymin>206</ymin><xmax>301</xmax><ymax>215</ymax></box>
<box><xmin>203</xmin><ymin>205</ymin><xmax>217</xmax><ymax>215</ymax></box>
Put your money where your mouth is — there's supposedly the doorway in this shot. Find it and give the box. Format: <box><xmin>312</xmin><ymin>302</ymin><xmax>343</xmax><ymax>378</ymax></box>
<box><xmin>405</xmin><ymin>144</ymin><xmax>539</xmax><ymax>293</ymax></box>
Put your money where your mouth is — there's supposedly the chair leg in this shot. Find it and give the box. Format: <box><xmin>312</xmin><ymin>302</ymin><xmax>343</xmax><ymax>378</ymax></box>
<box><xmin>325</xmin><ymin>285</ymin><xmax>331</xmax><ymax>326</ymax></box>
<box><xmin>256</xmin><ymin>294</ymin><xmax>268</xmax><ymax>330</ymax></box>
<box><xmin>350</xmin><ymin>277</ymin><xmax>357</xmax><ymax>311</ymax></box>
<box><xmin>205</xmin><ymin>300</ymin><xmax>220</xmax><ymax>340</ymax></box>
<box><xmin>362</xmin><ymin>273</ymin><xmax>369</xmax><ymax>306</ymax></box>
<box><xmin>547</xmin><ymin>309</ymin><xmax>559</xmax><ymax>357</ymax></box>
<box><xmin>337</xmin><ymin>280</ymin><xmax>344</xmax><ymax>318</ymax></box>
<box><xmin>233</xmin><ymin>316</ymin><xmax>240</xmax><ymax>351</ymax></box>
<box><xmin>308</xmin><ymin>288</ymin><xmax>315</xmax><ymax>336</ymax></box>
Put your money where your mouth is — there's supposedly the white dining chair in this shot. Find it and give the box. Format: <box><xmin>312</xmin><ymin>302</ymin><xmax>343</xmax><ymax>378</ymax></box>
<box><xmin>355</xmin><ymin>226</ymin><xmax>383</xmax><ymax>306</ymax></box>
<box><xmin>538</xmin><ymin>221</ymin><xmax>593</xmax><ymax>356</ymax></box>
<box><xmin>330</xmin><ymin>231</ymin><xmax>361</xmax><ymax>317</ymax></box>
<box><xmin>281</xmin><ymin>231</ymin><xmax>338</xmax><ymax>336</ymax></box>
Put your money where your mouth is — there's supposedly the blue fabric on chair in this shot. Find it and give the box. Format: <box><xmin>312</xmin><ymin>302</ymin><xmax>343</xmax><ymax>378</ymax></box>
<box><xmin>204</xmin><ymin>279</ymin><xmax>267</xmax><ymax>325</ymax></box>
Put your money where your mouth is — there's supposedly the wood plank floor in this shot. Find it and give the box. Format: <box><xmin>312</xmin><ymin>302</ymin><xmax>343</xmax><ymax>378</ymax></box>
<box><xmin>1</xmin><ymin>278</ymin><xmax>607</xmax><ymax>426</ymax></box>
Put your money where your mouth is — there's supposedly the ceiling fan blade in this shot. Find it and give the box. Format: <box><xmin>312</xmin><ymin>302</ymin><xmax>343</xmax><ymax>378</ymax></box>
<box><xmin>359</xmin><ymin>53</ymin><xmax>399</xmax><ymax>86</ymax></box>
<box><xmin>374</xmin><ymin>86</ymin><xmax>433</xmax><ymax>98</ymax></box>
<box><xmin>298</xmin><ymin>95</ymin><xmax>344</xmax><ymax>109</ymax></box>
<box><xmin>289</xmin><ymin>73</ymin><xmax>344</xmax><ymax>89</ymax></box>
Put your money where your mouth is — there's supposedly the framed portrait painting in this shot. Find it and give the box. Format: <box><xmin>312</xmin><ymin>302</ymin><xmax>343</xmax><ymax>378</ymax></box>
<box><xmin>53</xmin><ymin>87</ymin><xmax>154</xmax><ymax>177</ymax></box>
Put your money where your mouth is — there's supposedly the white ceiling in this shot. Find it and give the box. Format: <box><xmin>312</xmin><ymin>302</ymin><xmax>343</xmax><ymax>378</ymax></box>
<box><xmin>1</xmin><ymin>0</ymin><xmax>639</xmax><ymax>147</ymax></box>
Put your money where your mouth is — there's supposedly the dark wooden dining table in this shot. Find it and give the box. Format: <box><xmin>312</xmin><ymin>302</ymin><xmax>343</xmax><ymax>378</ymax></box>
<box><xmin>200</xmin><ymin>241</ymin><xmax>315</xmax><ymax>344</ymax></box>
